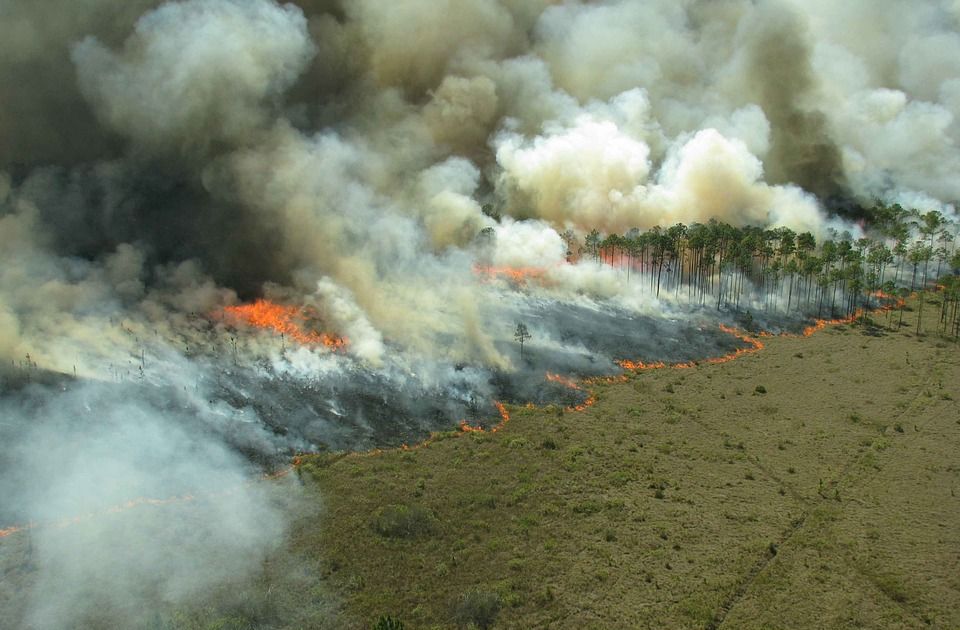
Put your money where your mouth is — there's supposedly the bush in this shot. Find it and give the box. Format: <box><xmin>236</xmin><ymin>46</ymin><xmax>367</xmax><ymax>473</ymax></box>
<box><xmin>754</xmin><ymin>385</ymin><xmax>767</xmax><ymax>394</ymax></box>
<box><xmin>452</xmin><ymin>589</ymin><xmax>502</xmax><ymax>629</ymax></box>
<box><xmin>372</xmin><ymin>615</ymin><xmax>405</xmax><ymax>630</ymax></box>
<box><xmin>372</xmin><ymin>504</ymin><xmax>438</xmax><ymax>539</ymax></box>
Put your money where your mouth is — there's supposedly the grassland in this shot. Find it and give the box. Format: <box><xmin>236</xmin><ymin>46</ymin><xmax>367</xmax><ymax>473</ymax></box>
<box><xmin>1</xmin><ymin>298</ymin><xmax>957</xmax><ymax>629</ymax></box>
<box><xmin>296</xmin><ymin>298</ymin><xmax>960</xmax><ymax>629</ymax></box>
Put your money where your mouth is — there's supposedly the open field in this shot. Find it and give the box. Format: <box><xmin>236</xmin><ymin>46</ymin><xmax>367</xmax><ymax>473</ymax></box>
<box><xmin>2</xmin><ymin>298</ymin><xmax>958</xmax><ymax>630</ymax></box>
<box><xmin>298</xmin><ymin>298</ymin><xmax>960</xmax><ymax>629</ymax></box>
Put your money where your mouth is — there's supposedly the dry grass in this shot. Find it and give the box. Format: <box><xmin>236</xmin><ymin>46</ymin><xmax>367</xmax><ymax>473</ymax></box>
<box><xmin>300</xmin><ymin>299</ymin><xmax>960</xmax><ymax>629</ymax></box>
<box><xmin>1</xmin><ymin>298</ymin><xmax>956</xmax><ymax>629</ymax></box>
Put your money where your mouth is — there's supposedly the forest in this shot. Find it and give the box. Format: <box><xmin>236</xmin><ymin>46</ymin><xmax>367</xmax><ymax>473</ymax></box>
<box><xmin>549</xmin><ymin>204</ymin><xmax>960</xmax><ymax>336</ymax></box>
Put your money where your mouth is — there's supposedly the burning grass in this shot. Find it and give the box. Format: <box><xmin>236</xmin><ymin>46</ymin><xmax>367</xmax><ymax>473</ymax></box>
<box><xmin>223</xmin><ymin>299</ymin><xmax>347</xmax><ymax>349</ymax></box>
<box><xmin>3</xmin><ymin>295</ymin><xmax>954</xmax><ymax>629</ymax></box>
<box><xmin>295</xmin><ymin>296</ymin><xmax>960</xmax><ymax>629</ymax></box>
<box><xmin>473</xmin><ymin>265</ymin><xmax>549</xmax><ymax>286</ymax></box>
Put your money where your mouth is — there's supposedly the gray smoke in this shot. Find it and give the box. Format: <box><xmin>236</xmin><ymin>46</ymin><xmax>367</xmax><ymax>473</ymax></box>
<box><xmin>0</xmin><ymin>380</ymin><xmax>290</xmax><ymax>629</ymax></box>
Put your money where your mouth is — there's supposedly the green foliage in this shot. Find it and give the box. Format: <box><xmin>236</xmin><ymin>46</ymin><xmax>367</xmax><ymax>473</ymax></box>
<box><xmin>451</xmin><ymin>589</ymin><xmax>502</xmax><ymax>630</ymax></box>
<box><xmin>372</xmin><ymin>615</ymin><xmax>405</xmax><ymax>630</ymax></box>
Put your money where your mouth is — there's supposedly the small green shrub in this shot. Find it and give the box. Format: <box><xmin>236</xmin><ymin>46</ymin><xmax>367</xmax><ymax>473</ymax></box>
<box><xmin>373</xmin><ymin>615</ymin><xmax>405</xmax><ymax>630</ymax></box>
<box><xmin>572</xmin><ymin>500</ymin><xmax>603</xmax><ymax>515</ymax></box>
<box><xmin>452</xmin><ymin>589</ymin><xmax>501</xmax><ymax>629</ymax></box>
<box><xmin>754</xmin><ymin>385</ymin><xmax>767</xmax><ymax>394</ymax></box>
<box><xmin>372</xmin><ymin>504</ymin><xmax>438</xmax><ymax>539</ymax></box>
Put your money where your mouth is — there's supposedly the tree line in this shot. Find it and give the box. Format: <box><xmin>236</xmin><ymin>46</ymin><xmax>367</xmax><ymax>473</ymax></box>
<box><xmin>558</xmin><ymin>204</ymin><xmax>960</xmax><ymax>335</ymax></box>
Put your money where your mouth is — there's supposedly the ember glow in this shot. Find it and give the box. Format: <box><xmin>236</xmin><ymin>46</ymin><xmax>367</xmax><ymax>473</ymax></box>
<box><xmin>474</xmin><ymin>265</ymin><xmax>548</xmax><ymax>285</ymax></box>
<box><xmin>461</xmin><ymin>400</ymin><xmax>511</xmax><ymax>433</ymax></box>
<box><xmin>0</xmin><ymin>466</ymin><xmax>293</xmax><ymax>540</ymax></box>
<box><xmin>545</xmin><ymin>372</ymin><xmax>597</xmax><ymax>411</ymax></box>
<box><xmin>223</xmin><ymin>299</ymin><xmax>347</xmax><ymax>349</ymax></box>
<box><xmin>618</xmin><ymin>324</ymin><xmax>765</xmax><ymax>371</ymax></box>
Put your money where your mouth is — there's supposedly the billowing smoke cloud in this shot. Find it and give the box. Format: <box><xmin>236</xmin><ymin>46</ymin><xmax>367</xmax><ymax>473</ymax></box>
<box><xmin>73</xmin><ymin>0</ymin><xmax>315</xmax><ymax>157</ymax></box>
<box><xmin>3</xmin><ymin>0</ymin><xmax>960</xmax><ymax>625</ymax></box>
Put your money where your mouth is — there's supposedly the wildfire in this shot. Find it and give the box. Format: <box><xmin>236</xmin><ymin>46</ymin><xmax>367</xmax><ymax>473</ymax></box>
<box><xmin>0</xmin><ymin>526</ymin><xmax>22</xmax><ymax>539</ymax></box>
<box><xmin>473</xmin><ymin>265</ymin><xmax>547</xmax><ymax>285</ymax></box>
<box><xmin>222</xmin><ymin>299</ymin><xmax>347</xmax><ymax>349</ymax></box>
<box><xmin>0</xmin><ymin>467</ymin><xmax>294</xmax><ymax>540</ymax></box>
<box><xmin>616</xmin><ymin>359</ymin><xmax>667</xmax><ymax>370</ymax></box>
<box><xmin>0</xmin><ymin>493</ymin><xmax>199</xmax><ymax>539</ymax></box>
<box><xmin>349</xmin><ymin>399</ymin><xmax>514</xmax><ymax>457</ymax></box>
<box><xmin>616</xmin><ymin>324</ymin><xmax>766</xmax><ymax>372</ymax></box>
<box><xmin>545</xmin><ymin>372</ymin><xmax>597</xmax><ymax>411</ymax></box>
<box><xmin>460</xmin><ymin>400</ymin><xmax>511</xmax><ymax>433</ymax></box>
<box><xmin>9</xmin><ymin>295</ymin><xmax>903</xmax><ymax>541</ymax></box>
<box><xmin>545</xmin><ymin>371</ymin><xmax>580</xmax><ymax>390</ymax></box>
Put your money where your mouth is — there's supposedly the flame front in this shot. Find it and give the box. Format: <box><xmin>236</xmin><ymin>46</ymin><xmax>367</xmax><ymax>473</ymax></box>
<box><xmin>223</xmin><ymin>299</ymin><xmax>347</xmax><ymax>349</ymax></box>
<box><xmin>617</xmin><ymin>324</ymin><xmax>765</xmax><ymax>371</ymax></box>
<box><xmin>473</xmin><ymin>265</ymin><xmax>547</xmax><ymax>285</ymax></box>
<box><xmin>546</xmin><ymin>372</ymin><xmax>597</xmax><ymax>411</ymax></box>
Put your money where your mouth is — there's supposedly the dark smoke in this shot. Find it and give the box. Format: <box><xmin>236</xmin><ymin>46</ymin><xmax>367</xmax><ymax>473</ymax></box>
<box><xmin>739</xmin><ymin>0</ymin><xmax>845</xmax><ymax>200</ymax></box>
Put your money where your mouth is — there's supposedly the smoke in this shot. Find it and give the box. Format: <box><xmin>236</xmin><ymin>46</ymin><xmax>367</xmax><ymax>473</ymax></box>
<box><xmin>73</xmin><ymin>0</ymin><xmax>315</xmax><ymax>158</ymax></box>
<box><xmin>0</xmin><ymin>381</ymin><xmax>290</xmax><ymax>629</ymax></box>
<box><xmin>730</xmin><ymin>0</ymin><xmax>845</xmax><ymax>199</ymax></box>
<box><xmin>3</xmin><ymin>0</ymin><xmax>960</xmax><ymax>625</ymax></box>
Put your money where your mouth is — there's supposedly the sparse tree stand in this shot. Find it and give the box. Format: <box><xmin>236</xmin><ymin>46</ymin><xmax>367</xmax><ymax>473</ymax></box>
<box><xmin>514</xmin><ymin>322</ymin><xmax>531</xmax><ymax>360</ymax></box>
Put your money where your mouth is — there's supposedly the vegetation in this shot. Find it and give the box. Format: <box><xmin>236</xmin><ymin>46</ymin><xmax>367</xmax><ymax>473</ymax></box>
<box><xmin>569</xmin><ymin>205</ymin><xmax>958</xmax><ymax>328</ymax></box>
<box><xmin>372</xmin><ymin>615</ymin><xmax>405</xmax><ymax>630</ymax></box>
<box><xmin>513</xmin><ymin>322</ymin><xmax>531</xmax><ymax>359</ymax></box>
<box><xmin>451</xmin><ymin>589</ymin><xmax>501</xmax><ymax>629</ymax></box>
<box><xmin>298</xmin><ymin>297</ymin><xmax>960</xmax><ymax>629</ymax></box>
<box><xmin>371</xmin><ymin>504</ymin><xmax>438</xmax><ymax>539</ymax></box>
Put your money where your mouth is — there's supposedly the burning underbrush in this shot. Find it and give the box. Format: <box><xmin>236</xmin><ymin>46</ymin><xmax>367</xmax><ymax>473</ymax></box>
<box><xmin>193</xmin><ymin>288</ymin><xmax>901</xmax><ymax>456</ymax></box>
<box><xmin>204</xmin><ymin>296</ymin><xmax>751</xmax><ymax>447</ymax></box>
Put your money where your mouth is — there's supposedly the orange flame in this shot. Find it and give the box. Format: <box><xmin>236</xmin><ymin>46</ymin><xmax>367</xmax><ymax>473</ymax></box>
<box><xmin>616</xmin><ymin>324</ymin><xmax>765</xmax><ymax>372</ymax></box>
<box><xmin>545</xmin><ymin>372</ymin><xmax>597</xmax><ymax>411</ymax></box>
<box><xmin>0</xmin><ymin>466</ymin><xmax>294</xmax><ymax>540</ymax></box>
<box><xmin>473</xmin><ymin>265</ymin><xmax>547</xmax><ymax>285</ymax></box>
<box><xmin>223</xmin><ymin>299</ymin><xmax>347</xmax><ymax>349</ymax></box>
<box><xmin>0</xmin><ymin>525</ymin><xmax>23</xmax><ymax>539</ymax></box>
<box><xmin>348</xmin><ymin>399</ymin><xmax>513</xmax><ymax>458</ymax></box>
<box><xmin>545</xmin><ymin>371</ymin><xmax>581</xmax><ymax>391</ymax></box>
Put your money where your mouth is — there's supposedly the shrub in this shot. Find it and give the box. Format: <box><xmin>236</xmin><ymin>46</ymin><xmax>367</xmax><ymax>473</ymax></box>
<box><xmin>754</xmin><ymin>385</ymin><xmax>767</xmax><ymax>394</ymax></box>
<box><xmin>373</xmin><ymin>615</ymin><xmax>405</xmax><ymax>630</ymax></box>
<box><xmin>372</xmin><ymin>504</ymin><xmax>438</xmax><ymax>539</ymax></box>
<box><xmin>540</xmin><ymin>437</ymin><xmax>558</xmax><ymax>450</ymax></box>
<box><xmin>452</xmin><ymin>589</ymin><xmax>501</xmax><ymax>629</ymax></box>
